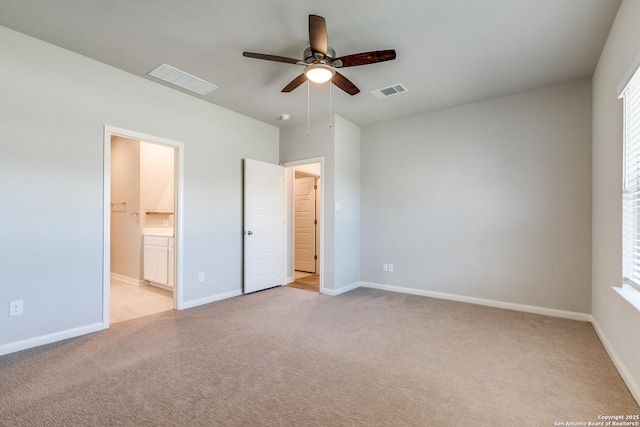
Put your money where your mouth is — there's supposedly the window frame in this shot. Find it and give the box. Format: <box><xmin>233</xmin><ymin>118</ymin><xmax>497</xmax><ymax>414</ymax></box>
<box><xmin>621</xmin><ymin>64</ymin><xmax>640</xmax><ymax>295</ymax></box>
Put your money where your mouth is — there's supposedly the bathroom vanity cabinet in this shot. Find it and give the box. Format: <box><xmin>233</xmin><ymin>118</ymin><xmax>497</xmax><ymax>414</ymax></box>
<box><xmin>143</xmin><ymin>235</ymin><xmax>174</xmax><ymax>288</ymax></box>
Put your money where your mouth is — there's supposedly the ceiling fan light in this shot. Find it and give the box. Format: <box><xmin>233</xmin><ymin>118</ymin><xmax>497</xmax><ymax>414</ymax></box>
<box><xmin>305</xmin><ymin>63</ymin><xmax>335</xmax><ymax>83</ymax></box>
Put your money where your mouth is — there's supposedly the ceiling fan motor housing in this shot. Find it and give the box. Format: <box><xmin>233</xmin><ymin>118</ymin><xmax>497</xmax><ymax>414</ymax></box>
<box><xmin>304</xmin><ymin>46</ymin><xmax>337</xmax><ymax>64</ymax></box>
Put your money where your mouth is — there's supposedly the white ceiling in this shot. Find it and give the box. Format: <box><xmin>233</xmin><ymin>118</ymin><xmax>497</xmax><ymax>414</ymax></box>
<box><xmin>0</xmin><ymin>0</ymin><xmax>622</xmax><ymax>128</ymax></box>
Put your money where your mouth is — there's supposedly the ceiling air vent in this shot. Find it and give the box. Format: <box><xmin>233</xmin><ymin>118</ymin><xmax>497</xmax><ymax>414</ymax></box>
<box><xmin>371</xmin><ymin>83</ymin><xmax>408</xmax><ymax>99</ymax></box>
<box><xmin>147</xmin><ymin>63</ymin><xmax>218</xmax><ymax>96</ymax></box>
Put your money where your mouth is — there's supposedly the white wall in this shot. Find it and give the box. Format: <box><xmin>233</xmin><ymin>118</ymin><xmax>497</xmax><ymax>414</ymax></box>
<box><xmin>280</xmin><ymin>114</ymin><xmax>361</xmax><ymax>293</ymax></box>
<box><xmin>111</xmin><ymin>137</ymin><xmax>142</xmax><ymax>281</ymax></box>
<box><xmin>0</xmin><ymin>25</ymin><xmax>278</xmax><ymax>354</ymax></box>
<box><xmin>361</xmin><ymin>79</ymin><xmax>593</xmax><ymax>314</ymax></box>
<box><xmin>592</xmin><ymin>0</ymin><xmax>640</xmax><ymax>404</ymax></box>
<box><xmin>334</xmin><ymin>116</ymin><xmax>361</xmax><ymax>289</ymax></box>
<box><xmin>140</xmin><ymin>141</ymin><xmax>174</xmax><ymax>221</ymax></box>
<box><xmin>281</xmin><ymin>120</ymin><xmax>336</xmax><ymax>291</ymax></box>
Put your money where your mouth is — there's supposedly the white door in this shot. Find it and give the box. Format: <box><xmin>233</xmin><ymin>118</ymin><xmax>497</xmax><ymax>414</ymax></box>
<box><xmin>243</xmin><ymin>159</ymin><xmax>285</xmax><ymax>294</ymax></box>
<box><xmin>294</xmin><ymin>175</ymin><xmax>316</xmax><ymax>273</ymax></box>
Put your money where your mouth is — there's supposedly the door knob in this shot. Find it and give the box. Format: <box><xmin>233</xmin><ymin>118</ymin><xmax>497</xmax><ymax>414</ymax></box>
<box><xmin>246</xmin><ymin>230</ymin><xmax>253</xmax><ymax>235</ymax></box>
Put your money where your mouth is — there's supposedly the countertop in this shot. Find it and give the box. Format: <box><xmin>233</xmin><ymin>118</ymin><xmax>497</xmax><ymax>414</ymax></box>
<box><xmin>143</xmin><ymin>227</ymin><xmax>174</xmax><ymax>237</ymax></box>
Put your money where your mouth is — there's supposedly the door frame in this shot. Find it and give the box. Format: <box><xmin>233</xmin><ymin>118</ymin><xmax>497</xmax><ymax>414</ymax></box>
<box><xmin>103</xmin><ymin>125</ymin><xmax>185</xmax><ymax>327</ymax></box>
<box><xmin>282</xmin><ymin>157</ymin><xmax>325</xmax><ymax>294</ymax></box>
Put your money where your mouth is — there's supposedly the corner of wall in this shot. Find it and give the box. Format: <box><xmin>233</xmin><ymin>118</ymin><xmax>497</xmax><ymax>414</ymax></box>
<box><xmin>591</xmin><ymin>0</ymin><xmax>640</xmax><ymax>407</ymax></box>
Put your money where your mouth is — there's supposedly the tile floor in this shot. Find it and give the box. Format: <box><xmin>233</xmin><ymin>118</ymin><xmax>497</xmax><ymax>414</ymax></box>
<box><xmin>110</xmin><ymin>280</ymin><xmax>173</xmax><ymax>324</ymax></box>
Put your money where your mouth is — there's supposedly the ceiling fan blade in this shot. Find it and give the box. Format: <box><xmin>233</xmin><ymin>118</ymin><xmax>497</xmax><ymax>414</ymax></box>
<box><xmin>332</xmin><ymin>72</ymin><xmax>360</xmax><ymax>96</ymax></box>
<box><xmin>309</xmin><ymin>15</ymin><xmax>328</xmax><ymax>56</ymax></box>
<box><xmin>282</xmin><ymin>73</ymin><xmax>308</xmax><ymax>93</ymax></box>
<box><xmin>334</xmin><ymin>49</ymin><xmax>397</xmax><ymax>68</ymax></box>
<box><xmin>243</xmin><ymin>52</ymin><xmax>301</xmax><ymax>65</ymax></box>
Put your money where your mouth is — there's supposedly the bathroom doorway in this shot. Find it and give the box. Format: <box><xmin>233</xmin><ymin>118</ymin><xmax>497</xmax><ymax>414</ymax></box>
<box><xmin>103</xmin><ymin>126</ymin><xmax>183</xmax><ymax>326</ymax></box>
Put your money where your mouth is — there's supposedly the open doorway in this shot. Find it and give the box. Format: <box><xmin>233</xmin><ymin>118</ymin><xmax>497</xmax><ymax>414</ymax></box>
<box><xmin>103</xmin><ymin>126</ymin><xmax>184</xmax><ymax>326</ymax></box>
<box><xmin>284</xmin><ymin>160</ymin><xmax>323</xmax><ymax>293</ymax></box>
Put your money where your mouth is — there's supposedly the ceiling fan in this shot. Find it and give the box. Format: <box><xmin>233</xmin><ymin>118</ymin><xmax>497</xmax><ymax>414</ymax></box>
<box><xmin>243</xmin><ymin>14</ymin><xmax>396</xmax><ymax>96</ymax></box>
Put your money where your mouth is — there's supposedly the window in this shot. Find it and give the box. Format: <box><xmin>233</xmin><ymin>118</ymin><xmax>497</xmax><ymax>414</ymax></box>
<box><xmin>622</xmin><ymin>64</ymin><xmax>640</xmax><ymax>293</ymax></box>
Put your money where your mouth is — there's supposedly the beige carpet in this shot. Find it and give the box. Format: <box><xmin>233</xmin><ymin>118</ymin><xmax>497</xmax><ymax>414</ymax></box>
<box><xmin>0</xmin><ymin>287</ymin><xmax>637</xmax><ymax>426</ymax></box>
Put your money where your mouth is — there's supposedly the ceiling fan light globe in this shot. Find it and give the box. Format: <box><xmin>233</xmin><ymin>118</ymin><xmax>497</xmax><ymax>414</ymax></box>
<box><xmin>305</xmin><ymin>64</ymin><xmax>335</xmax><ymax>83</ymax></box>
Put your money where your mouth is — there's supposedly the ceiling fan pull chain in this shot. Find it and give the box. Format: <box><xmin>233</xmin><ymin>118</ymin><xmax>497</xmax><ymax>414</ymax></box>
<box><xmin>329</xmin><ymin>80</ymin><xmax>332</xmax><ymax>128</ymax></box>
<box><xmin>307</xmin><ymin>80</ymin><xmax>311</xmax><ymax>136</ymax></box>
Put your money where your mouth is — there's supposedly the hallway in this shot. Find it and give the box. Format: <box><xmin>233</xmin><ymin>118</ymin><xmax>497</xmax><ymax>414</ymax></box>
<box><xmin>287</xmin><ymin>272</ymin><xmax>319</xmax><ymax>292</ymax></box>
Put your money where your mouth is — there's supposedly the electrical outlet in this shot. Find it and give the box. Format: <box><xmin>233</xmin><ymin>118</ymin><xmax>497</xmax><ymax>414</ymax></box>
<box><xmin>198</xmin><ymin>272</ymin><xmax>205</xmax><ymax>282</ymax></box>
<box><xmin>10</xmin><ymin>300</ymin><xmax>23</xmax><ymax>316</ymax></box>
<box><xmin>603</xmin><ymin>298</ymin><xmax>607</xmax><ymax>313</ymax></box>
<box><xmin>383</xmin><ymin>263</ymin><xmax>388</xmax><ymax>272</ymax></box>
<box><xmin>389</xmin><ymin>264</ymin><xmax>394</xmax><ymax>272</ymax></box>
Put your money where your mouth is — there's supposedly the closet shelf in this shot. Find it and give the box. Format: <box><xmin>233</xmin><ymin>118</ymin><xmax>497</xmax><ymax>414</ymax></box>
<box><xmin>145</xmin><ymin>211</ymin><xmax>174</xmax><ymax>215</ymax></box>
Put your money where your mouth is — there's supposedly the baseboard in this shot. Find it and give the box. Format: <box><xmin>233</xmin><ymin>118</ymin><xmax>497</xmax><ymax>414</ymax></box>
<box><xmin>591</xmin><ymin>317</ymin><xmax>640</xmax><ymax>406</ymax></box>
<box><xmin>360</xmin><ymin>282</ymin><xmax>591</xmax><ymax>321</ymax></box>
<box><xmin>110</xmin><ymin>272</ymin><xmax>144</xmax><ymax>286</ymax></box>
<box><xmin>0</xmin><ymin>322</ymin><xmax>106</xmax><ymax>356</ymax></box>
<box><xmin>323</xmin><ymin>281</ymin><xmax>361</xmax><ymax>296</ymax></box>
<box><xmin>180</xmin><ymin>289</ymin><xmax>243</xmax><ymax>310</ymax></box>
